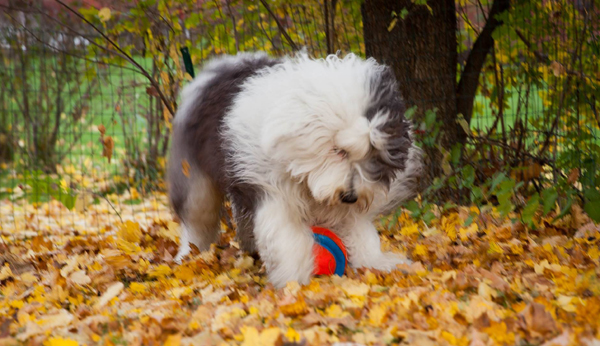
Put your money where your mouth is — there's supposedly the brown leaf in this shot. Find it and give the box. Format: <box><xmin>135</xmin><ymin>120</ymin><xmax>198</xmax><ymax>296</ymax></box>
<box><xmin>473</xmin><ymin>312</ymin><xmax>491</xmax><ymax>330</ymax></box>
<box><xmin>98</xmin><ymin>124</ymin><xmax>106</xmax><ymax>135</ymax></box>
<box><xmin>567</xmin><ymin>168</ymin><xmax>579</xmax><ymax>184</ymax></box>
<box><xmin>570</xmin><ymin>204</ymin><xmax>589</xmax><ymax>230</ymax></box>
<box><xmin>181</xmin><ymin>159</ymin><xmax>190</xmax><ymax>178</ymax></box>
<box><xmin>146</xmin><ymin>86</ymin><xmax>160</xmax><ymax>97</ymax></box>
<box><xmin>511</xmin><ymin>161</ymin><xmax>543</xmax><ymax>182</ymax></box>
<box><xmin>102</xmin><ymin>136</ymin><xmax>114</xmax><ymax>163</ymax></box>
<box><xmin>550</xmin><ymin>61</ymin><xmax>566</xmax><ymax>77</ymax></box>
<box><xmin>479</xmin><ymin>268</ymin><xmax>509</xmax><ymax>292</ymax></box>
<box><xmin>519</xmin><ymin>302</ymin><xmax>557</xmax><ymax>337</ymax></box>
<box><xmin>31</xmin><ymin>235</ymin><xmax>53</xmax><ymax>252</ymax></box>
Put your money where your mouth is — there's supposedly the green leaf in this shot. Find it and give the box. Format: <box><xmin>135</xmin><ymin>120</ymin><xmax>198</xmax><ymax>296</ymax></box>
<box><xmin>471</xmin><ymin>186</ymin><xmax>484</xmax><ymax>204</ymax></box>
<box><xmin>400</xmin><ymin>8</ymin><xmax>409</xmax><ymax>19</ymax></box>
<box><xmin>584</xmin><ymin>189</ymin><xmax>600</xmax><ymax>222</ymax></box>
<box><xmin>404</xmin><ymin>106</ymin><xmax>417</xmax><ymax>120</ymax></box>
<box><xmin>462</xmin><ymin>165</ymin><xmax>475</xmax><ymax>188</ymax></box>
<box><xmin>584</xmin><ymin>188</ymin><xmax>600</xmax><ymax>202</ymax></box>
<box><xmin>541</xmin><ymin>188</ymin><xmax>558</xmax><ymax>215</ymax></box>
<box><xmin>422</xmin><ymin>210</ymin><xmax>436</xmax><ymax>225</ymax></box>
<box><xmin>424</xmin><ymin>109</ymin><xmax>437</xmax><ymax>128</ymax></box>
<box><xmin>491</xmin><ymin>172</ymin><xmax>507</xmax><ymax>191</ymax></box>
<box><xmin>404</xmin><ymin>200</ymin><xmax>421</xmax><ymax>218</ymax></box>
<box><xmin>522</xmin><ymin>194</ymin><xmax>540</xmax><ymax>226</ymax></box>
<box><xmin>450</xmin><ymin>144</ymin><xmax>462</xmax><ymax>165</ymax></box>
<box><xmin>464</xmin><ymin>213</ymin><xmax>476</xmax><ymax>227</ymax></box>
<box><xmin>584</xmin><ymin>200</ymin><xmax>600</xmax><ymax>222</ymax></box>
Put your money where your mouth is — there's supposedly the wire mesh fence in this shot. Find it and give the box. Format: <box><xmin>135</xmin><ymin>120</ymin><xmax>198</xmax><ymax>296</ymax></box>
<box><xmin>1</xmin><ymin>0</ymin><xmax>599</xmax><ymax>235</ymax></box>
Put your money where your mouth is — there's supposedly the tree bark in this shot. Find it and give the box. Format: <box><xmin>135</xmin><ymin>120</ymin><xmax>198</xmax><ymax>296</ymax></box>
<box><xmin>362</xmin><ymin>0</ymin><xmax>510</xmax><ymax>186</ymax></box>
<box><xmin>456</xmin><ymin>0</ymin><xmax>510</xmax><ymax>127</ymax></box>
<box><xmin>362</xmin><ymin>0</ymin><xmax>458</xmax><ymax>180</ymax></box>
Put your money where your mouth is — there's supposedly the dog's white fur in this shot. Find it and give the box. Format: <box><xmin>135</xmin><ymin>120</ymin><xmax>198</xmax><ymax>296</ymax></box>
<box><xmin>171</xmin><ymin>52</ymin><xmax>423</xmax><ymax>288</ymax></box>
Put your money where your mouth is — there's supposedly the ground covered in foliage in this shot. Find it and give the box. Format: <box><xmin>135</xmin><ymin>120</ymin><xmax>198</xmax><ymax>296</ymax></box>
<box><xmin>1</xmin><ymin>183</ymin><xmax>600</xmax><ymax>346</ymax></box>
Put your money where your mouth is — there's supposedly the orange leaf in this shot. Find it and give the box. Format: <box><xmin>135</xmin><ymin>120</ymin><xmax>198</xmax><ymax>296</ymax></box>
<box><xmin>181</xmin><ymin>159</ymin><xmax>190</xmax><ymax>178</ymax></box>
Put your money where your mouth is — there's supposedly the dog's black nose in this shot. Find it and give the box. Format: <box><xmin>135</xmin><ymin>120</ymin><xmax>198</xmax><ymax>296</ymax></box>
<box><xmin>340</xmin><ymin>192</ymin><xmax>358</xmax><ymax>204</ymax></box>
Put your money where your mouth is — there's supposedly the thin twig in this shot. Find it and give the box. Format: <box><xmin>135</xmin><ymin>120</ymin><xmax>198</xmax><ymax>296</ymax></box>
<box><xmin>74</xmin><ymin>188</ymin><xmax>123</xmax><ymax>223</ymax></box>
<box><xmin>258</xmin><ymin>0</ymin><xmax>298</xmax><ymax>51</ymax></box>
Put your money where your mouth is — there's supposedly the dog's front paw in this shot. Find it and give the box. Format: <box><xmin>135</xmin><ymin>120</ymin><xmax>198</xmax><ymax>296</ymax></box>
<box><xmin>352</xmin><ymin>252</ymin><xmax>412</xmax><ymax>272</ymax></box>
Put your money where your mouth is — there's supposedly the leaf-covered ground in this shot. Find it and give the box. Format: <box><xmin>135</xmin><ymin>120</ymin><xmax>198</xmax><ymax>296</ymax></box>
<box><xmin>1</xmin><ymin>181</ymin><xmax>600</xmax><ymax>346</ymax></box>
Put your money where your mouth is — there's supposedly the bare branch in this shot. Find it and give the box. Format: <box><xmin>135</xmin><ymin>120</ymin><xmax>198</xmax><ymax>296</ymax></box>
<box><xmin>258</xmin><ymin>0</ymin><xmax>298</xmax><ymax>51</ymax></box>
<box><xmin>53</xmin><ymin>0</ymin><xmax>175</xmax><ymax>117</ymax></box>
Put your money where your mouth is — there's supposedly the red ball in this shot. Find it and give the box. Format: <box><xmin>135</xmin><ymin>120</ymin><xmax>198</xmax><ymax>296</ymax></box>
<box><xmin>312</xmin><ymin>226</ymin><xmax>347</xmax><ymax>276</ymax></box>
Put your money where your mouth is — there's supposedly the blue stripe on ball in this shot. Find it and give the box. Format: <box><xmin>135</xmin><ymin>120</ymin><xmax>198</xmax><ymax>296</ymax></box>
<box><xmin>313</xmin><ymin>233</ymin><xmax>346</xmax><ymax>276</ymax></box>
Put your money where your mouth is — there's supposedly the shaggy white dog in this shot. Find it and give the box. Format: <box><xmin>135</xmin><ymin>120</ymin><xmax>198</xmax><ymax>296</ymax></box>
<box><xmin>167</xmin><ymin>51</ymin><xmax>423</xmax><ymax>288</ymax></box>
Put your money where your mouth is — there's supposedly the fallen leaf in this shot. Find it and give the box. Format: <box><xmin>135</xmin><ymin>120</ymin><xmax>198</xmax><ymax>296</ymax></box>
<box><xmin>95</xmin><ymin>282</ymin><xmax>124</xmax><ymax>309</ymax></box>
<box><xmin>182</xmin><ymin>159</ymin><xmax>191</xmax><ymax>178</ymax></box>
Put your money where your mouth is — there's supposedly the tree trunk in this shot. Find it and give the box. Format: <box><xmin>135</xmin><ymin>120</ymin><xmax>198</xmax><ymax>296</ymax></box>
<box><xmin>362</xmin><ymin>0</ymin><xmax>459</xmax><ymax>181</ymax></box>
<box><xmin>0</xmin><ymin>129</ymin><xmax>14</xmax><ymax>164</ymax></box>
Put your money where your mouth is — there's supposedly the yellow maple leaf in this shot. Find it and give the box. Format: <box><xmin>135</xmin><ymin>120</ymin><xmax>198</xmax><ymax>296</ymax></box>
<box><xmin>117</xmin><ymin>220</ymin><xmax>142</xmax><ymax>243</ymax></box>
<box><xmin>413</xmin><ymin>244</ymin><xmax>428</xmax><ymax>257</ymax></box>
<box><xmin>128</xmin><ymin>282</ymin><xmax>147</xmax><ymax>294</ymax></box>
<box><xmin>174</xmin><ymin>265</ymin><xmax>195</xmax><ymax>282</ymax></box>
<box><xmin>488</xmin><ymin>242</ymin><xmax>504</xmax><ymax>255</ymax></box>
<box><xmin>340</xmin><ymin>278</ymin><xmax>370</xmax><ymax>298</ymax></box>
<box><xmin>9</xmin><ymin>299</ymin><xmax>24</xmax><ymax>309</ymax></box>
<box><xmin>148</xmin><ymin>264</ymin><xmax>173</xmax><ymax>279</ymax></box>
<box><xmin>484</xmin><ymin>322</ymin><xmax>515</xmax><ymax>345</ymax></box>
<box><xmin>285</xmin><ymin>328</ymin><xmax>301</xmax><ymax>343</ymax></box>
<box><xmin>44</xmin><ymin>337</ymin><xmax>79</xmax><ymax>346</ymax></box>
<box><xmin>400</xmin><ymin>223</ymin><xmax>419</xmax><ymax>237</ymax></box>
<box><xmin>324</xmin><ymin>304</ymin><xmax>349</xmax><ymax>318</ymax></box>
<box><xmin>159</xmin><ymin>221</ymin><xmax>180</xmax><ymax>242</ymax></box>
<box><xmin>163</xmin><ymin>334</ymin><xmax>181</xmax><ymax>346</ymax></box>
<box><xmin>368</xmin><ymin>304</ymin><xmax>388</xmax><ymax>326</ymax></box>
<box><xmin>280</xmin><ymin>295</ymin><xmax>308</xmax><ymax>317</ymax></box>
<box><xmin>241</xmin><ymin>327</ymin><xmax>281</xmax><ymax>346</ymax></box>
<box><xmin>116</xmin><ymin>239</ymin><xmax>142</xmax><ymax>255</ymax></box>
<box><xmin>0</xmin><ymin>264</ymin><xmax>13</xmax><ymax>281</ymax></box>
<box><xmin>588</xmin><ymin>246</ymin><xmax>600</xmax><ymax>261</ymax></box>
<box><xmin>441</xmin><ymin>213</ymin><xmax>460</xmax><ymax>241</ymax></box>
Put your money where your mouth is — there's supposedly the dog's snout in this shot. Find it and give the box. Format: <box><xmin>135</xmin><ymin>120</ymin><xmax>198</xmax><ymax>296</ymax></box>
<box><xmin>340</xmin><ymin>191</ymin><xmax>358</xmax><ymax>204</ymax></box>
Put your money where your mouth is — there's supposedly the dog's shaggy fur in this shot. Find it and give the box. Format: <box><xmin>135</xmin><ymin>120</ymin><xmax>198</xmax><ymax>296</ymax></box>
<box><xmin>167</xmin><ymin>51</ymin><xmax>423</xmax><ymax>287</ymax></box>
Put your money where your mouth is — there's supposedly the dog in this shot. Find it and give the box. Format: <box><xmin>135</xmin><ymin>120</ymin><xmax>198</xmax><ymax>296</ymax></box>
<box><xmin>167</xmin><ymin>51</ymin><xmax>423</xmax><ymax>288</ymax></box>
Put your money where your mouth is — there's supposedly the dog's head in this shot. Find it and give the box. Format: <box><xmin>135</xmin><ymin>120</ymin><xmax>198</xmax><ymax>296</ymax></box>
<box><xmin>263</xmin><ymin>53</ymin><xmax>416</xmax><ymax>210</ymax></box>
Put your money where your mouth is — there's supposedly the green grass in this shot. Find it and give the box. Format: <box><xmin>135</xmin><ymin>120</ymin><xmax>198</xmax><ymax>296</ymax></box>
<box><xmin>1</xmin><ymin>56</ymin><xmax>155</xmax><ymax>175</ymax></box>
<box><xmin>470</xmin><ymin>83</ymin><xmax>545</xmax><ymax>131</ymax></box>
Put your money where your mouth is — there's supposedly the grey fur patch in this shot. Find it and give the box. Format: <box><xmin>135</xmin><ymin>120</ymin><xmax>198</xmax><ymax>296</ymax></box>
<box><xmin>167</xmin><ymin>53</ymin><xmax>279</xmax><ymax>253</ymax></box>
<box><xmin>363</xmin><ymin>65</ymin><xmax>413</xmax><ymax>187</ymax></box>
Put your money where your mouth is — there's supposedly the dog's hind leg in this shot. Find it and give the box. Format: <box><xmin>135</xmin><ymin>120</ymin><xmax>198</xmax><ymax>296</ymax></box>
<box><xmin>173</xmin><ymin>171</ymin><xmax>224</xmax><ymax>263</ymax></box>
